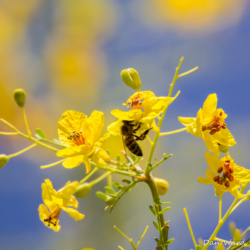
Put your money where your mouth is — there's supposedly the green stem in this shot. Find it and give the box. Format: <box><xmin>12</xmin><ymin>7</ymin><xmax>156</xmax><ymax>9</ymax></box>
<box><xmin>38</xmin><ymin>138</ymin><xmax>66</xmax><ymax>148</ymax></box>
<box><xmin>90</xmin><ymin>162</ymin><xmax>138</xmax><ymax>177</ymax></box>
<box><xmin>149</xmin><ymin>154</ymin><xmax>173</xmax><ymax>173</ymax></box>
<box><xmin>203</xmin><ymin>184</ymin><xmax>249</xmax><ymax>250</ymax></box>
<box><xmin>0</xmin><ymin>119</ymin><xmax>58</xmax><ymax>152</ymax></box>
<box><xmin>146</xmin><ymin>177</ymin><xmax>169</xmax><ymax>250</ymax></box>
<box><xmin>159</xmin><ymin>127</ymin><xmax>187</xmax><ymax>137</ymax></box>
<box><xmin>145</xmin><ymin>57</ymin><xmax>184</xmax><ymax>177</ymax></box>
<box><xmin>230</xmin><ymin>197</ymin><xmax>248</xmax><ymax>214</ymax></box>
<box><xmin>108</xmin><ymin>174</ymin><xmax>112</xmax><ymax>188</ymax></box>
<box><xmin>183</xmin><ymin>208</ymin><xmax>197</xmax><ymax>248</ymax></box>
<box><xmin>135</xmin><ymin>226</ymin><xmax>149</xmax><ymax>249</ymax></box>
<box><xmin>0</xmin><ymin>132</ymin><xmax>18</xmax><ymax>135</ymax></box>
<box><xmin>21</xmin><ymin>107</ymin><xmax>31</xmax><ymax>137</ymax></box>
<box><xmin>89</xmin><ymin>171</ymin><xmax>111</xmax><ymax>186</ymax></box>
<box><xmin>79</xmin><ymin>167</ymin><xmax>98</xmax><ymax>184</ymax></box>
<box><xmin>8</xmin><ymin>143</ymin><xmax>36</xmax><ymax>159</ymax></box>
<box><xmin>219</xmin><ymin>195</ymin><xmax>222</xmax><ymax>223</ymax></box>
<box><xmin>109</xmin><ymin>180</ymin><xmax>140</xmax><ymax>214</ymax></box>
<box><xmin>40</xmin><ymin>159</ymin><xmax>64</xmax><ymax>169</ymax></box>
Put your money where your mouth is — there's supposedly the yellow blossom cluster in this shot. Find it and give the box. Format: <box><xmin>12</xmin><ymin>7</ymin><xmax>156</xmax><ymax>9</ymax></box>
<box><xmin>179</xmin><ymin>94</ymin><xmax>250</xmax><ymax>197</ymax></box>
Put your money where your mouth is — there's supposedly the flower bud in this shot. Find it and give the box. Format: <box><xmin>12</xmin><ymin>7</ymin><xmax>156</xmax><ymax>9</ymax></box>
<box><xmin>120</xmin><ymin>68</ymin><xmax>141</xmax><ymax>91</ymax></box>
<box><xmin>0</xmin><ymin>154</ymin><xmax>9</xmax><ymax>169</ymax></box>
<box><xmin>218</xmin><ymin>143</ymin><xmax>228</xmax><ymax>153</ymax></box>
<box><xmin>13</xmin><ymin>89</ymin><xmax>26</xmax><ymax>108</ymax></box>
<box><xmin>105</xmin><ymin>195</ymin><xmax>117</xmax><ymax>206</ymax></box>
<box><xmin>74</xmin><ymin>183</ymin><xmax>91</xmax><ymax>199</ymax></box>
<box><xmin>154</xmin><ymin>177</ymin><xmax>169</xmax><ymax>195</ymax></box>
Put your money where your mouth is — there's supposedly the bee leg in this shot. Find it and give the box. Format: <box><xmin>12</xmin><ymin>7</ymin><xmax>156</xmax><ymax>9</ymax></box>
<box><xmin>133</xmin><ymin>123</ymin><xmax>141</xmax><ymax>133</ymax></box>
<box><xmin>138</xmin><ymin>127</ymin><xmax>153</xmax><ymax>140</ymax></box>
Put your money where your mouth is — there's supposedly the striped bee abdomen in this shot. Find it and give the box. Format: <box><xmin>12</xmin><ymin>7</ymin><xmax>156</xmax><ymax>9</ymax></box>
<box><xmin>124</xmin><ymin>137</ymin><xmax>143</xmax><ymax>157</ymax></box>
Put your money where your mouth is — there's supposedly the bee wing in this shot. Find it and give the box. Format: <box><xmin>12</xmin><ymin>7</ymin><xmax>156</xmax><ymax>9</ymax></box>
<box><xmin>122</xmin><ymin>136</ymin><xmax>128</xmax><ymax>154</ymax></box>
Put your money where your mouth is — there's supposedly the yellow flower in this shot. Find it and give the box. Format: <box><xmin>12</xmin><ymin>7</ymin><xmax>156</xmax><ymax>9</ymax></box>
<box><xmin>108</xmin><ymin>91</ymin><xmax>179</xmax><ymax>136</ymax></box>
<box><xmin>38</xmin><ymin>179</ymin><xmax>84</xmax><ymax>231</ymax></box>
<box><xmin>56</xmin><ymin>110</ymin><xmax>110</xmax><ymax>173</ymax></box>
<box><xmin>198</xmin><ymin>152</ymin><xmax>250</xmax><ymax>198</ymax></box>
<box><xmin>178</xmin><ymin>94</ymin><xmax>236</xmax><ymax>155</ymax></box>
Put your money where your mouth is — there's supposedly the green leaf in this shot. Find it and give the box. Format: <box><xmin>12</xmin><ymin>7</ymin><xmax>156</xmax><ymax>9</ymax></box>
<box><xmin>112</xmin><ymin>182</ymin><xmax>123</xmax><ymax>189</ymax></box>
<box><xmin>153</xmin><ymin>221</ymin><xmax>159</xmax><ymax>231</ymax></box>
<box><xmin>160</xmin><ymin>202</ymin><xmax>171</xmax><ymax>205</ymax></box>
<box><xmin>96</xmin><ymin>191</ymin><xmax>107</xmax><ymax>200</ymax></box>
<box><xmin>36</xmin><ymin>128</ymin><xmax>46</xmax><ymax>139</ymax></box>
<box><xmin>116</xmin><ymin>156</ymin><xmax>120</xmax><ymax>162</ymax></box>
<box><xmin>159</xmin><ymin>207</ymin><xmax>171</xmax><ymax>214</ymax></box>
<box><xmin>131</xmin><ymin>154</ymin><xmax>136</xmax><ymax>161</ymax></box>
<box><xmin>125</xmin><ymin>188</ymin><xmax>131</xmax><ymax>193</ymax></box>
<box><xmin>53</xmin><ymin>139</ymin><xmax>63</xmax><ymax>145</ymax></box>
<box><xmin>104</xmin><ymin>186</ymin><xmax>115</xmax><ymax>194</ymax></box>
<box><xmin>108</xmin><ymin>194</ymin><xmax>117</xmax><ymax>198</ymax></box>
<box><xmin>165</xmin><ymin>238</ymin><xmax>175</xmax><ymax>245</ymax></box>
<box><xmin>149</xmin><ymin>206</ymin><xmax>157</xmax><ymax>216</ymax></box>
<box><xmin>122</xmin><ymin>179</ymin><xmax>131</xmax><ymax>184</ymax></box>
<box><xmin>154</xmin><ymin>237</ymin><xmax>160</xmax><ymax>244</ymax></box>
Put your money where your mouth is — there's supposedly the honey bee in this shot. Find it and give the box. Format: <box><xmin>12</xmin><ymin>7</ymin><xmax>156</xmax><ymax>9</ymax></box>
<box><xmin>121</xmin><ymin>120</ymin><xmax>152</xmax><ymax>157</ymax></box>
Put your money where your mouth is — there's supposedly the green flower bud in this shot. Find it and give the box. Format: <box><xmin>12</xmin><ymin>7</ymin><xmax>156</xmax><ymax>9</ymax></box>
<box><xmin>74</xmin><ymin>183</ymin><xmax>91</xmax><ymax>199</ymax></box>
<box><xmin>120</xmin><ymin>68</ymin><xmax>141</xmax><ymax>91</ymax></box>
<box><xmin>105</xmin><ymin>195</ymin><xmax>117</xmax><ymax>206</ymax></box>
<box><xmin>154</xmin><ymin>177</ymin><xmax>169</xmax><ymax>195</ymax></box>
<box><xmin>13</xmin><ymin>89</ymin><xmax>26</xmax><ymax>108</ymax></box>
<box><xmin>218</xmin><ymin>143</ymin><xmax>228</xmax><ymax>153</ymax></box>
<box><xmin>0</xmin><ymin>154</ymin><xmax>9</xmax><ymax>169</ymax></box>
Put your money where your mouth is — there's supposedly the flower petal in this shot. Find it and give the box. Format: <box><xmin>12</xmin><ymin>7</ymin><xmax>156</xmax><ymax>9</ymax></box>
<box><xmin>178</xmin><ymin>117</ymin><xmax>199</xmax><ymax>137</ymax></box>
<box><xmin>57</xmin><ymin>110</ymin><xmax>88</xmax><ymax>147</ymax></box>
<box><xmin>230</xmin><ymin>189</ymin><xmax>245</xmax><ymax>198</ymax></box>
<box><xmin>198</xmin><ymin>176</ymin><xmax>211</xmax><ymax>184</ymax></box>
<box><xmin>61</xmin><ymin>206</ymin><xmax>85</xmax><ymax>221</ymax></box>
<box><xmin>62</xmin><ymin>156</ymin><xmax>84</xmax><ymax>169</ymax></box>
<box><xmin>82</xmin><ymin>155</ymin><xmax>91</xmax><ymax>173</ymax></box>
<box><xmin>83</xmin><ymin>110</ymin><xmax>105</xmax><ymax>145</ymax></box>
<box><xmin>58</xmin><ymin>181</ymin><xmax>78</xmax><ymax>201</ymax></box>
<box><xmin>107</xmin><ymin>120</ymin><xmax>123</xmax><ymax>136</ymax></box>
<box><xmin>57</xmin><ymin>145</ymin><xmax>90</xmax><ymax>158</ymax></box>
<box><xmin>111</xmin><ymin>109</ymin><xmax>142</xmax><ymax>121</ymax></box>
<box><xmin>212</xmin><ymin>128</ymin><xmax>236</xmax><ymax>147</ymax></box>
<box><xmin>205</xmin><ymin>152</ymin><xmax>220</xmax><ymax>173</ymax></box>
<box><xmin>94</xmin><ymin>133</ymin><xmax>110</xmax><ymax>147</ymax></box>
<box><xmin>202</xmin><ymin>94</ymin><xmax>217</xmax><ymax>122</ymax></box>
<box><xmin>38</xmin><ymin>204</ymin><xmax>61</xmax><ymax>232</ymax></box>
<box><xmin>202</xmin><ymin>132</ymin><xmax>220</xmax><ymax>156</ymax></box>
<box><xmin>91</xmin><ymin>147</ymin><xmax>110</xmax><ymax>166</ymax></box>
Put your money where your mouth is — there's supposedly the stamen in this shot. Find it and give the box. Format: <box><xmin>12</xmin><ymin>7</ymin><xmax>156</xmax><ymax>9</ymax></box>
<box><xmin>225</xmin><ymin>181</ymin><xmax>230</xmax><ymax>187</ymax></box>
<box><xmin>217</xmin><ymin>167</ymin><xmax>223</xmax><ymax>173</ymax></box>
<box><xmin>213</xmin><ymin>176</ymin><xmax>220</xmax><ymax>182</ymax></box>
<box><xmin>217</xmin><ymin>180</ymin><xmax>223</xmax><ymax>185</ymax></box>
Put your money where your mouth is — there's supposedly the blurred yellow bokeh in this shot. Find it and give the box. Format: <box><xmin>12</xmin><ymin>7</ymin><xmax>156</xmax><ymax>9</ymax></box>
<box><xmin>136</xmin><ymin>0</ymin><xmax>248</xmax><ymax>34</ymax></box>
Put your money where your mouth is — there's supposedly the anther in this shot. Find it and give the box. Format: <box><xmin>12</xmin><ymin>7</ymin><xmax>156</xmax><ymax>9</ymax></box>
<box><xmin>229</xmin><ymin>176</ymin><xmax>234</xmax><ymax>182</ymax></box>
<box><xmin>225</xmin><ymin>181</ymin><xmax>230</xmax><ymax>187</ymax></box>
<box><xmin>217</xmin><ymin>180</ymin><xmax>223</xmax><ymax>185</ymax></box>
<box><xmin>229</xmin><ymin>168</ymin><xmax>234</xmax><ymax>173</ymax></box>
<box><xmin>80</xmin><ymin>130</ymin><xmax>83</xmax><ymax>133</ymax></box>
<box><xmin>202</xmin><ymin>126</ymin><xmax>206</xmax><ymax>131</ymax></box>
<box><xmin>220</xmin><ymin>111</ymin><xmax>223</xmax><ymax>116</ymax></box>
<box><xmin>213</xmin><ymin>176</ymin><xmax>220</xmax><ymax>182</ymax></box>
<box><xmin>217</xmin><ymin>167</ymin><xmax>223</xmax><ymax>173</ymax></box>
<box><xmin>225</xmin><ymin>172</ymin><xmax>231</xmax><ymax>178</ymax></box>
<box><xmin>210</xmin><ymin>129</ymin><xmax>216</xmax><ymax>135</ymax></box>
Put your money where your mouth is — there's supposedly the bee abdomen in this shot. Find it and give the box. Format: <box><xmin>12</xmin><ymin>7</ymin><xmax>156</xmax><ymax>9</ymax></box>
<box><xmin>125</xmin><ymin>137</ymin><xmax>143</xmax><ymax>157</ymax></box>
